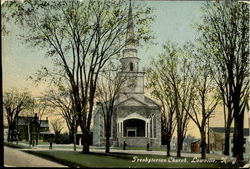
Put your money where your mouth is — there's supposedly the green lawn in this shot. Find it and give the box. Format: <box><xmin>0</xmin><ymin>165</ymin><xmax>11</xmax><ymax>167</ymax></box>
<box><xmin>110</xmin><ymin>146</ymin><xmax>174</xmax><ymax>152</ymax></box>
<box><xmin>24</xmin><ymin>150</ymin><xmax>239</xmax><ymax>168</ymax></box>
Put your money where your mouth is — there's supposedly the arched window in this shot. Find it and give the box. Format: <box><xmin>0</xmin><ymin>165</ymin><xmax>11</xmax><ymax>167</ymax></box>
<box><xmin>129</xmin><ymin>62</ymin><xmax>134</xmax><ymax>71</ymax></box>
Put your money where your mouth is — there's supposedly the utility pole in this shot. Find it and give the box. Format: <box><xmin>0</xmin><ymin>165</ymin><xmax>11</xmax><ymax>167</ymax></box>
<box><xmin>207</xmin><ymin>113</ymin><xmax>215</xmax><ymax>153</ymax></box>
<box><xmin>207</xmin><ymin>117</ymin><xmax>210</xmax><ymax>153</ymax></box>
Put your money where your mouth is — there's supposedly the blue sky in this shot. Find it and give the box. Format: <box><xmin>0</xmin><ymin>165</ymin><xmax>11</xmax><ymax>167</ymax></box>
<box><xmin>138</xmin><ymin>1</ymin><xmax>203</xmax><ymax>68</ymax></box>
<box><xmin>2</xmin><ymin>1</ymin><xmax>204</xmax><ymax>96</ymax></box>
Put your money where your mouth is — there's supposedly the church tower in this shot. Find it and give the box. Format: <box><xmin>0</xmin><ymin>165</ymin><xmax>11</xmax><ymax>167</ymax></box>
<box><xmin>119</xmin><ymin>0</ymin><xmax>145</xmax><ymax>102</ymax></box>
<box><xmin>93</xmin><ymin>0</ymin><xmax>162</xmax><ymax>147</ymax></box>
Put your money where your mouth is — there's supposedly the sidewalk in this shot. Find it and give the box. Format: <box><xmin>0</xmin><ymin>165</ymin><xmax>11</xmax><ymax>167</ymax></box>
<box><xmin>15</xmin><ymin>142</ymin><xmax>229</xmax><ymax>161</ymax></box>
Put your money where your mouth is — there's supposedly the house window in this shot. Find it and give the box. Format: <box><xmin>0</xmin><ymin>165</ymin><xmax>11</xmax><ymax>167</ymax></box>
<box><xmin>129</xmin><ymin>62</ymin><xmax>134</xmax><ymax>71</ymax></box>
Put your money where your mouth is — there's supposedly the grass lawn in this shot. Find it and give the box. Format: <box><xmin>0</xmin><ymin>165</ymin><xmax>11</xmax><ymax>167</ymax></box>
<box><xmin>110</xmin><ymin>146</ymin><xmax>174</xmax><ymax>152</ymax></box>
<box><xmin>24</xmin><ymin>150</ymin><xmax>239</xmax><ymax>168</ymax></box>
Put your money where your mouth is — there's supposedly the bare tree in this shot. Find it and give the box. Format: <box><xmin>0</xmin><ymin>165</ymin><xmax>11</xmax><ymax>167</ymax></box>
<box><xmin>45</xmin><ymin>86</ymin><xmax>78</xmax><ymax>151</ymax></box>
<box><xmin>3</xmin><ymin>88</ymin><xmax>33</xmax><ymax>142</ymax></box>
<box><xmin>50</xmin><ymin>119</ymin><xmax>64</xmax><ymax>140</ymax></box>
<box><xmin>196</xmin><ymin>1</ymin><xmax>249</xmax><ymax>160</ymax></box>
<box><xmin>26</xmin><ymin>97</ymin><xmax>52</xmax><ymax>145</ymax></box>
<box><xmin>146</xmin><ymin>60</ymin><xmax>176</xmax><ymax>157</ymax></box>
<box><xmin>185</xmin><ymin>47</ymin><xmax>219</xmax><ymax>159</ymax></box>
<box><xmin>95</xmin><ymin>62</ymin><xmax>126</xmax><ymax>153</ymax></box>
<box><xmin>147</xmin><ymin>42</ymin><xmax>193</xmax><ymax>157</ymax></box>
<box><xmin>2</xmin><ymin>0</ymin><xmax>154</xmax><ymax>153</ymax></box>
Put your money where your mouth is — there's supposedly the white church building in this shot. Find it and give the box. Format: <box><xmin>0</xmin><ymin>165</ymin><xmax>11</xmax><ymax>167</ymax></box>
<box><xmin>93</xmin><ymin>1</ymin><xmax>162</xmax><ymax>147</ymax></box>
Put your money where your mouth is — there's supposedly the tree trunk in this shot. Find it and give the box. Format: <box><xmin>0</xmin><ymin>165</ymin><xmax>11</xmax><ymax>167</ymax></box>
<box><xmin>82</xmin><ymin>130</ymin><xmax>90</xmax><ymax>154</ymax></box>
<box><xmin>105</xmin><ymin>129</ymin><xmax>110</xmax><ymax>153</ymax></box>
<box><xmin>224</xmin><ymin>127</ymin><xmax>231</xmax><ymax>155</ymax></box>
<box><xmin>177</xmin><ymin>132</ymin><xmax>182</xmax><ymax>157</ymax></box>
<box><xmin>200</xmin><ymin>131</ymin><xmax>206</xmax><ymax>159</ymax></box>
<box><xmin>166</xmin><ymin>139</ymin><xmax>171</xmax><ymax>157</ymax></box>
<box><xmin>233</xmin><ymin>112</ymin><xmax>244</xmax><ymax>161</ymax></box>
<box><xmin>10</xmin><ymin>124</ymin><xmax>14</xmax><ymax>142</ymax></box>
<box><xmin>69</xmin><ymin>131</ymin><xmax>74</xmax><ymax>144</ymax></box>
<box><xmin>73</xmin><ymin>125</ymin><xmax>77</xmax><ymax>151</ymax></box>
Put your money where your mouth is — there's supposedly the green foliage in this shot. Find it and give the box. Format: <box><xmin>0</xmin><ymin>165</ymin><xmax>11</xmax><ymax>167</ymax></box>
<box><xmin>54</xmin><ymin>133</ymin><xmax>70</xmax><ymax>144</ymax></box>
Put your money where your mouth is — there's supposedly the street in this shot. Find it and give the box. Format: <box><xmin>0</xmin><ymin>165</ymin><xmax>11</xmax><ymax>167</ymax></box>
<box><xmin>4</xmin><ymin>146</ymin><xmax>67</xmax><ymax>167</ymax></box>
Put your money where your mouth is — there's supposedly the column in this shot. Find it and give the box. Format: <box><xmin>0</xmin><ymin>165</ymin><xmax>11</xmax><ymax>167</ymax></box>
<box><xmin>148</xmin><ymin>122</ymin><xmax>151</xmax><ymax>138</ymax></box>
<box><xmin>117</xmin><ymin>123</ymin><xmax>119</xmax><ymax>137</ymax></box>
<box><xmin>151</xmin><ymin>117</ymin><xmax>154</xmax><ymax>138</ymax></box>
<box><xmin>121</xmin><ymin>122</ymin><xmax>123</xmax><ymax>137</ymax></box>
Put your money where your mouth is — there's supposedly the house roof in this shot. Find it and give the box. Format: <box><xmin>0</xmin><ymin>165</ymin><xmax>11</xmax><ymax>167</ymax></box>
<box><xmin>40</xmin><ymin>120</ymin><xmax>49</xmax><ymax>128</ymax></box>
<box><xmin>17</xmin><ymin>116</ymin><xmax>39</xmax><ymax>125</ymax></box>
<box><xmin>191</xmin><ymin>139</ymin><xmax>201</xmax><ymax>144</ymax></box>
<box><xmin>39</xmin><ymin>131</ymin><xmax>54</xmax><ymax>135</ymax></box>
<box><xmin>210</xmin><ymin>127</ymin><xmax>250</xmax><ymax>136</ymax></box>
<box><xmin>210</xmin><ymin>127</ymin><xmax>233</xmax><ymax>133</ymax></box>
<box><xmin>16</xmin><ymin>116</ymin><xmax>49</xmax><ymax>128</ymax></box>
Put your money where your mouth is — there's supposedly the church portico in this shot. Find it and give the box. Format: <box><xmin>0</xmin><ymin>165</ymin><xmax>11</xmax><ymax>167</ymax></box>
<box><xmin>117</xmin><ymin>112</ymin><xmax>150</xmax><ymax>139</ymax></box>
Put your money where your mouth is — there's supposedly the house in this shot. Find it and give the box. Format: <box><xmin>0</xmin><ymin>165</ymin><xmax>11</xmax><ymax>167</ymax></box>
<box><xmin>14</xmin><ymin>114</ymin><xmax>54</xmax><ymax>144</ymax></box>
<box><xmin>93</xmin><ymin>1</ymin><xmax>161</xmax><ymax>147</ymax></box>
<box><xmin>169</xmin><ymin>135</ymin><xmax>196</xmax><ymax>152</ymax></box>
<box><xmin>76</xmin><ymin>131</ymin><xmax>93</xmax><ymax>146</ymax></box>
<box><xmin>4</xmin><ymin>125</ymin><xmax>8</xmax><ymax>140</ymax></box>
<box><xmin>229</xmin><ymin>129</ymin><xmax>249</xmax><ymax>160</ymax></box>
<box><xmin>210</xmin><ymin>127</ymin><xmax>250</xmax><ymax>160</ymax></box>
<box><xmin>191</xmin><ymin>139</ymin><xmax>201</xmax><ymax>153</ymax></box>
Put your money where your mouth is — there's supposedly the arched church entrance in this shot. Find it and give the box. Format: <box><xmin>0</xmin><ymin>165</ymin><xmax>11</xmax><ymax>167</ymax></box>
<box><xmin>123</xmin><ymin>119</ymin><xmax>145</xmax><ymax>137</ymax></box>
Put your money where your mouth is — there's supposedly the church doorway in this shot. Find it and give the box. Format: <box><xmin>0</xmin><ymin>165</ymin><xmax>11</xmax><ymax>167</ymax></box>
<box><xmin>123</xmin><ymin>119</ymin><xmax>145</xmax><ymax>137</ymax></box>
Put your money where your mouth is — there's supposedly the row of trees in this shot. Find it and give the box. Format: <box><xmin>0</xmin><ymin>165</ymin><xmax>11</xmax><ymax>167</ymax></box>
<box><xmin>3</xmin><ymin>88</ymin><xmax>51</xmax><ymax>142</ymax></box>
<box><xmin>2</xmin><ymin>0</ymin><xmax>249</xmax><ymax>162</ymax></box>
<box><xmin>146</xmin><ymin>42</ymin><xmax>219</xmax><ymax>159</ymax></box>
<box><xmin>2</xmin><ymin>87</ymin><xmax>72</xmax><ymax>145</ymax></box>
<box><xmin>2</xmin><ymin>0</ymin><xmax>154</xmax><ymax>153</ymax></box>
<box><xmin>146</xmin><ymin>1</ymin><xmax>249</xmax><ymax>161</ymax></box>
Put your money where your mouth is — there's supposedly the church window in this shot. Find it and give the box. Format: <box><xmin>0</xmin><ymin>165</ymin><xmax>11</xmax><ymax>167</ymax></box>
<box><xmin>129</xmin><ymin>62</ymin><xmax>134</xmax><ymax>71</ymax></box>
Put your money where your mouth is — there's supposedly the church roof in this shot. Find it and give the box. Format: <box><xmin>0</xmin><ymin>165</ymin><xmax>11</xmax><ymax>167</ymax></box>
<box><xmin>114</xmin><ymin>96</ymin><xmax>161</xmax><ymax>108</ymax></box>
<box><xmin>144</xmin><ymin>96</ymin><xmax>161</xmax><ymax>107</ymax></box>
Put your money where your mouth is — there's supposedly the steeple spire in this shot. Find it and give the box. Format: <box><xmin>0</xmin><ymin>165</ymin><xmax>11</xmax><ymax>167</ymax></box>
<box><xmin>120</xmin><ymin>0</ymin><xmax>140</xmax><ymax>73</ymax></box>
<box><xmin>125</xmin><ymin>0</ymin><xmax>136</xmax><ymax>50</ymax></box>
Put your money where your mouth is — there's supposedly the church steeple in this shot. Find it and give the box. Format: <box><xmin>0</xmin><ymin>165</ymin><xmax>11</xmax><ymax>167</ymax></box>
<box><xmin>125</xmin><ymin>0</ymin><xmax>136</xmax><ymax>50</ymax></box>
<box><xmin>121</xmin><ymin>0</ymin><xmax>140</xmax><ymax>72</ymax></box>
<box><xmin>118</xmin><ymin>0</ymin><xmax>145</xmax><ymax>101</ymax></box>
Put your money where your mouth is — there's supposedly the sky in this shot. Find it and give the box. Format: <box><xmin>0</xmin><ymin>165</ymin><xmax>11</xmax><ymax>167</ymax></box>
<box><xmin>2</xmin><ymin>0</ymin><xmax>249</xmax><ymax>136</ymax></box>
<box><xmin>2</xmin><ymin>0</ymin><xmax>204</xmax><ymax>95</ymax></box>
